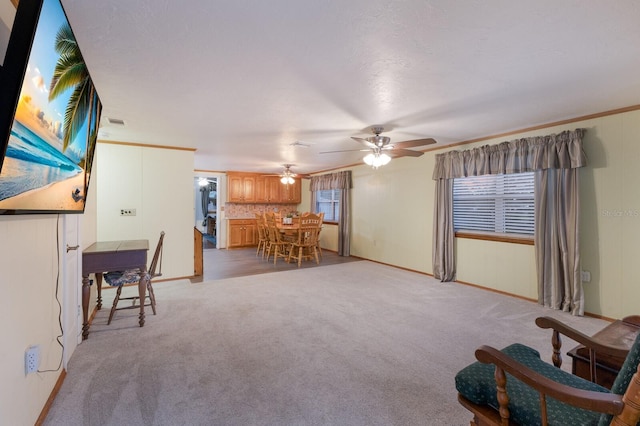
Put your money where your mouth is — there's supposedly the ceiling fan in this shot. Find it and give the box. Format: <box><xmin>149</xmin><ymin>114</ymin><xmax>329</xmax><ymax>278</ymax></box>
<box><xmin>263</xmin><ymin>164</ymin><xmax>308</xmax><ymax>184</ymax></box>
<box><xmin>320</xmin><ymin>126</ymin><xmax>437</xmax><ymax>167</ymax></box>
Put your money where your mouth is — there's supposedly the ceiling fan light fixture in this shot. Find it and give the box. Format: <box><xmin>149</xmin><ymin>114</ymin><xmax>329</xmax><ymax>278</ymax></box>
<box><xmin>363</xmin><ymin>152</ymin><xmax>391</xmax><ymax>168</ymax></box>
<box><xmin>281</xmin><ymin>175</ymin><xmax>295</xmax><ymax>185</ymax></box>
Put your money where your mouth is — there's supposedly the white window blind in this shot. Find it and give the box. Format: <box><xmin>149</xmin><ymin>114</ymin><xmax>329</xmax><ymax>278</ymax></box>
<box><xmin>453</xmin><ymin>172</ymin><xmax>535</xmax><ymax>235</ymax></box>
<box><xmin>316</xmin><ymin>189</ymin><xmax>340</xmax><ymax>222</ymax></box>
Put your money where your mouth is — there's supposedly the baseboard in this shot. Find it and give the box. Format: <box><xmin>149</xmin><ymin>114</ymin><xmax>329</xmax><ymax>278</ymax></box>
<box><xmin>35</xmin><ymin>369</ymin><xmax>66</xmax><ymax>426</ymax></box>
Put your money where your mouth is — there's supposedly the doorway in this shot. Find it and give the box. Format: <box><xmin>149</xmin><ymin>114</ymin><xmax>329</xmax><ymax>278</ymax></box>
<box><xmin>195</xmin><ymin>176</ymin><xmax>218</xmax><ymax>248</ymax></box>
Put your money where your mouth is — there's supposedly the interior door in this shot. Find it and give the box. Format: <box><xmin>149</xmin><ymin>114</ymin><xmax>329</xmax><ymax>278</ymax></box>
<box><xmin>62</xmin><ymin>214</ymin><xmax>82</xmax><ymax>368</ymax></box>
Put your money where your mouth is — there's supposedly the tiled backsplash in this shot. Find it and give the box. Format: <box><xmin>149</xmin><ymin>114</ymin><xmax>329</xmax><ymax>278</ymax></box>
<box><xmin>225</xmin><ymin>203</ymin><xmax>299</xmax><ymax>219</ymax></box>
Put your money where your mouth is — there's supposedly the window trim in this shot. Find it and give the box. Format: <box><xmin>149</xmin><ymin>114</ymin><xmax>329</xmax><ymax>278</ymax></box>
<box><xmin>455</xmin><ymin>230</ymin><xmax>534</xmax><ymax>245</ymax></box>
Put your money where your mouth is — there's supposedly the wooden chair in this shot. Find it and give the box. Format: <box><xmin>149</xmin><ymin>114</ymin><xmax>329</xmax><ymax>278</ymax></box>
<box><xmin>254</xmin><ymin>213</ymin><xmax>268</xmax><ymax>258</ymax></box>
<box><xmin>301</xmin><ymin>212</ymin><xmax>324</xmax><ymax>258</ymax></box>
<box><xmin>316</xmin><ymin>212</ymin><xmax>324</xmax><ymax>259</ymax></box>
<box><xmin>455</xmin><ymin>316</ymin><xmax>640</xmax><ymax>426</ymax></box>
<box><xmin>104</xmin><ymin>231</ymin><xmax>165</xmax><ymax>325</ymax></box>
<box><xmin>264</xmin><ymin>213</ymin><xmax>290</xmax><ymax>265</ymax></box>
<box><xmin>288</xmin><ymin>213</ymin><xmax>322</xmax><ymax>267</ymax></box>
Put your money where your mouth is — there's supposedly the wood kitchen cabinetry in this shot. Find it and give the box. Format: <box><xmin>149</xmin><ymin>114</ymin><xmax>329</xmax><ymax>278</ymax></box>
<box><xmin>255</xmin><ymin>176</ymin><xmax>282</xmax><ymax>203</ymax></box>
<box><xmin>228</xmin><ymin>173</ymin><xmax>256</xmax><ymax>202</ymax></box>
<box><xmin>280</xmin><ymin>178</ymin><xmax>301</xmax><ymax>203</ymax></box>
<box><xmin>228</xmin><ymin>219</ymin><xmax>257</xmax><ymax>248</ymax></box>
<box><xmin>228</xmin><ymin>172</ymin><xmax>300</xmax><ymax>204</ymax></box>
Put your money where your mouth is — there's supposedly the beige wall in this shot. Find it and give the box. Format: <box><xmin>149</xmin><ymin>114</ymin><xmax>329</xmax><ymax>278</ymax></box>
<box><xmin>0</xmin><ymin>215</ymin><xmax>68</xmax><ymax>425</ymax></box>
<box><xmin>96</xmin><ymin>143</ymin><xmax>195</xmax><ymax>279</ymax></box>
<box><xmin>350</xmin><ymin>156</ymin><xmax>434</xmax><ymax>271</ymax></box>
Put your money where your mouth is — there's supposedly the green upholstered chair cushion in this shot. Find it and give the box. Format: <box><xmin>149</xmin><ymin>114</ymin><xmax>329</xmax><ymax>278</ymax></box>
<box><xmin>104</xmin><ymin>269</ymin><xmax>147</xmax><ymax>287</ymax></box>
<box><xmin>455</xmin><ymin>343</ymin><xmax>610</xmax><ymax>426</ymax></box>
<box><xmin>598</xmin><ymin>333</ymin><xmax>640</xmax><ymax>426</ymax></box>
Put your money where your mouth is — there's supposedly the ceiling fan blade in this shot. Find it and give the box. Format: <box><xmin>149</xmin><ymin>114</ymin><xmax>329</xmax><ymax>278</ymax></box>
<box><xmin>319</xmin><ymin>149</ymin><xmax>369</xmax><ymax>154</ymax></box>
<box><xmin>351</xmin><ymin>137</ymin><xmax>377</xmax><ymax>149</ymax></box>
<box><xmin>391</xmin><ymin>138</ymin><xmax>437</xmax><ymax>149</ymax></box>
<box><xmin>389</xmin><ymin>149</ymin><xmax>424</xmax><ymax>158</ymax></box>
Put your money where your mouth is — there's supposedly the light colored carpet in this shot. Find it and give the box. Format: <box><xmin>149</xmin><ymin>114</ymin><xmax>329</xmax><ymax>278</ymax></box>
<box><xmin>44</xmin><ymin>261</ymin><xmax>609</xmax><ymax>426</ymax></box>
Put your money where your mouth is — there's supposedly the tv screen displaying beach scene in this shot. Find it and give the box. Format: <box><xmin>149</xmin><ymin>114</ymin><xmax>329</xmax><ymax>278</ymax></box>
<box><xmin>0</xmin><ymin>0</ymin><xmax>102</xmax><ymax>214</ymax></box>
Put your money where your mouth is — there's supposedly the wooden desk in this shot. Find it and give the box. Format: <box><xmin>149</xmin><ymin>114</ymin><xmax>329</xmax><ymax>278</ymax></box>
<box><xmin>82</xmin><ymin>239</ymin><xmax>149</xmax><ymax>340</ymax></box>
<box><xmin>567</xmin><ymin>315</ymin><xmax>640</xmax><ymax>388</ymax></box>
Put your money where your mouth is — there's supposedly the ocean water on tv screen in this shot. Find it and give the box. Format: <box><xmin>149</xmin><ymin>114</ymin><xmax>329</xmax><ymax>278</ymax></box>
<box><xmin>0</xmin><ymin>120</ymin><xmax>81</xmax><ymax>201</ymax></box>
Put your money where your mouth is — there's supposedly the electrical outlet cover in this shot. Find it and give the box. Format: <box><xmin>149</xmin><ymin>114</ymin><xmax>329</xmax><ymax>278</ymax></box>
<box><xmin>25</xmin><ymin>345</ymin><xmax>39</xmax><ymax>374</ymax></box>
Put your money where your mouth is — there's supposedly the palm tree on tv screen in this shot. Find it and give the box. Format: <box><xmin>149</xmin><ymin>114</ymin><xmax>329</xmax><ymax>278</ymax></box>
<box><xmin>48</xmin><ymin>22</ymin><xmax>96</xmax><ymax>153</ymax></box>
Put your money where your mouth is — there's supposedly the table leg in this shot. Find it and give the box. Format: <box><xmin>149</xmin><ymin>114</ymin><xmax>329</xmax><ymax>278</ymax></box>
<box><xmin>82</xmin><ymin>274</ymin><xmax>90</xmax><ymax>340</ymax></box>
<box><xmin>95</xmin><ymin>272</ymin><xmax>103</xmax><ymax>310</ymax></box>
<box><xmin>138</xmin><ymin>269</ymin><xmax>147</xmax><ymax>327</ymax></box>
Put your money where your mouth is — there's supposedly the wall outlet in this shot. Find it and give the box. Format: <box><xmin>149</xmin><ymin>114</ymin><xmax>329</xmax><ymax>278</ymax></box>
<box><xmin>120</xmin><ymin>209</ymin><xmax>136</xmax><ymax>216</ymax></box>
<box><xmin>25</xmin><ymin>345</ymin><xmax>40</xmax><ymax>374</ymax></box>
<box><xmin>581</xmin><ymin>270</ymin><xmax>591</xmax><ymax>283</ymax></box>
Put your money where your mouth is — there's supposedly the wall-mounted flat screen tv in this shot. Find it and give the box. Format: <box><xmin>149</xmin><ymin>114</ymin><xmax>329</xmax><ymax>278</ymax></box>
<box><xmin>0</xmin><ymin>0</ymin><xmax>102</xmax><ymax>214</ymax></box>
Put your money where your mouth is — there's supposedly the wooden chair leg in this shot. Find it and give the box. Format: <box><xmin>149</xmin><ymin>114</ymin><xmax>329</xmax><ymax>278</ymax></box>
<box><xmin>108</xmin><ymin>285</ymin><xmax>124</xmax><ymax>325</ymax></box>
<box><xmin>147</xmin><ymin>282</ymin><xmax>157</xmax><ymax>315</ymax></box>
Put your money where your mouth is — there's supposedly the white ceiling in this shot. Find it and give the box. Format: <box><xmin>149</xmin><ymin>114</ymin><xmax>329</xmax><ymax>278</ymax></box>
<box><xmin>58</xmin><ymin>0</ymin><xmax>640</xmax><ymax>175</ymax></box>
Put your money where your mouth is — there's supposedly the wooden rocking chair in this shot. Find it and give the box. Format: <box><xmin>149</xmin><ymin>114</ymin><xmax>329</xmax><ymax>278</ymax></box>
<box><xmin>455</xmin><ymin>316</ymin><xmax>640</xmax><ymax>426</ymax></box>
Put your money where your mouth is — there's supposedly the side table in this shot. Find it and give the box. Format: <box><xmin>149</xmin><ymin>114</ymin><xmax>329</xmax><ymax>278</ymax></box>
<box><xmin>567</xmin><ymin>315</ymin><xmax>640</xmax><ymax>389</ymax></box>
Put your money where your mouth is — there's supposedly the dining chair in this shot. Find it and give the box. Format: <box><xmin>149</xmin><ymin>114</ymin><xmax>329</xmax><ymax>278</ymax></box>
<box><xmin>316</xmin><ymin>212</ymin><xmax>324</xmax><ymax>259</ymax></box>
<box><xmin>264</xmin><ymin>214</ymin><xmax>291</xmax><ymax>264</ymax></box>
<box><xmin>254</xmin><ymin>213</ymin><xmax>268</xmax><ymax>258</ymax></box>
<box><xmin>103</xmin><ymin>231</ymin><xmax>165</xmax><ymax>324</ymax></box>
<box><xmin>288</xmin><ymin>213</ymin><xmax>322</xmax><ymax>267</ymax></box>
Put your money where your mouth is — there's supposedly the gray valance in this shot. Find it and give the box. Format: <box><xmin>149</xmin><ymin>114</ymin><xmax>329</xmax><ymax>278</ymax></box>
<box><xmin>310</xmin><ymin>170</ymin><xmax>353</xmax><ymax>191</ymax></box>
<box><xmin>432</xmin><ymin>129</ymin><xmax>587</xmax><ymax>180</ymax></box>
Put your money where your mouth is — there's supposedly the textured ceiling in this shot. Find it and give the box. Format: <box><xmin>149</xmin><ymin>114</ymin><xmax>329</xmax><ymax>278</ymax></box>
<box><xmin>56</xmin><ymin>0</ymin><xmax>640</xmax><ymax>175</ymax></box>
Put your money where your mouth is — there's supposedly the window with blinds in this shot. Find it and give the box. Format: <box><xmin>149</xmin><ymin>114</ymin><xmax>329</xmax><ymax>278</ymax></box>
<box><xmin>453</xmin><ymin>172</ymin><xmax>535</xmax><ymax>235</ymax></box>
<box><xmin>315</xmin><ymin>189</ymin><xmax>341</xmax><ymax>222</ymax></box>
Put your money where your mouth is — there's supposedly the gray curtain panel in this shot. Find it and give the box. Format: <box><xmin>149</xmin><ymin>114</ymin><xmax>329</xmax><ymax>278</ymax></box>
<box><xmin>310</xmin><ymin>171</ymin><xmax>352</xmax><ymax>256</ymax></box>
<box><xmin>432</xmin><ymin>178</ymin><xmax>455</xmax><ymax>281</ymax></box>
<box><xmin>200</xmin><ymin>186</ymin><xmax>210</xmax><ymax>226</ymax></box>
<box><xmin>432</xmin><ymin>129</ymin><xmax>587</xmax><ymax>314</ymax></box>
<box><xmin>535</xmin><ymin>168</ymin><xmax>583</xmax><ymax>315</ymax></box>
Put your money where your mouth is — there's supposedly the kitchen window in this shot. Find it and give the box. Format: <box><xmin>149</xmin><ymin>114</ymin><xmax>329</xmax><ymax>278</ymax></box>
<box><xmin>315</xmin><ymin>189</ymin><xmax>341</xmax><ymax>222</ymax></box>
<box><xmin>453</xmin><ymin>172</ymin><xmax>535</xmax><ymax>236</ymax></box>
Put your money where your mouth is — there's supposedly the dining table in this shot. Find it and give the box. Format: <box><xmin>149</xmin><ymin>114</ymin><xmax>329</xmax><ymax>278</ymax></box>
<box><xmin>276</xmin><ymin>223</ymin><xmax>300</xmax><ymax>242</ymax></box>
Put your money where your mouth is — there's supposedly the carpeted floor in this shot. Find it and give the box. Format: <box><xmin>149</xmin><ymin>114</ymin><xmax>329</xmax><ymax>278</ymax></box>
<box><xmin>44</xmin><ymin>261</ymin><xmax>609</xmax><ymax>426</ymax></box>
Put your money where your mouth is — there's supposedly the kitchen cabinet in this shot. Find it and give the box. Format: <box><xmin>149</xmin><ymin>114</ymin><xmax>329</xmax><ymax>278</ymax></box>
<box><xmin>228</xmin><ymin>173</ymin><xmax>256</xmax><ymax>202</ymax></box>
<box><xmin>280</xmin><ymin>178</ymin><xmax>301</xmax><ymax>203</ymax></box>
<box><xmin>228</xmin><ymin>219</ymin><xmax>257</xmax><ymax>248</ymax></box>
<box><xmin>230</xmin><ymin>172</ymin><xmax>301</xmax><ymax>204</ymax></box>
<box><xmin>255</xmin><ymin>176</ymin><xmax>282</xmax><ymax>203</ymax></box>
